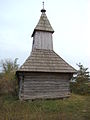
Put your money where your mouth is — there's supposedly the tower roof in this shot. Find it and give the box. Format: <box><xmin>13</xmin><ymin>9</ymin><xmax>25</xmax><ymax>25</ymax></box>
<box><xmin>32</xmin><ymin>8</ymin><xmax>54</xmax><ymax>37</ymax></box>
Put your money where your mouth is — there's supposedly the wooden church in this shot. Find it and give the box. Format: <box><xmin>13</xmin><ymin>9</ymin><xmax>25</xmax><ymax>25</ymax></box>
<box><xmin>16</xmin><ymin>5</ymin><xmax>76</xmax><ymax>100</ymax></box>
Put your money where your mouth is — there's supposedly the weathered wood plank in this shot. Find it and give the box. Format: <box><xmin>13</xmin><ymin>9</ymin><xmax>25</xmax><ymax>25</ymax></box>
<box><xmin>24</xmin><ymin>86</ymin><xmax>69</xmax><ymax>89</ymax></box>
<box><xmin>24</xmin><ymin>88</ymin><xmax>69</xmax><ymax>92</ymax></box>
<box><xmin>23</xmin><ymin>92</ymin><xmax>70</xmax><ymax>100</ymax></box>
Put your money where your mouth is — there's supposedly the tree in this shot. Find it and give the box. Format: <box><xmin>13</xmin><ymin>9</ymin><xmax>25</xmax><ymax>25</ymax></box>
<box><xmin>0</xmin><ymin>58</ymin><xmax>19</xmax><ymax>74</ymax></box>
<box><xmin>74</xmin><ymin>63</ymin><xmax>89</xmax><ymax>83</ymax></box>
<box><xmin>0</xmin><ymin>58</ymin><xmax>19</xmax><ymax>96</ymax></box>
<box><xmin>70</xmin><ymin>63</ymin><xmax>90</xmax><ymax>95</ymax></box>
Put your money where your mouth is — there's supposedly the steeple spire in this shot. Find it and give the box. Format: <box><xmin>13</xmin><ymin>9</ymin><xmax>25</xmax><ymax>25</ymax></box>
<box><xmin>31</xmin><ymin>3</ymin><xmax>54</xmax><ymax>50</ymax></box>
<box><xmin>32</xmin><ymin>4</ymin><xmax>54</xmax><ymax>37</ymax></box>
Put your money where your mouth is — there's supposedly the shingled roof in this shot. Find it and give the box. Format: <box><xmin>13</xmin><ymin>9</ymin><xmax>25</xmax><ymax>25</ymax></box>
<box><xmin>18</xmin><ymin>49</ymin><xmax>76</xmax><ymax>73</ymax></box>
<box><xmin>32</xmin><ymin>9</ymin><xmax>54</xmax><ymax>37</ymax></box>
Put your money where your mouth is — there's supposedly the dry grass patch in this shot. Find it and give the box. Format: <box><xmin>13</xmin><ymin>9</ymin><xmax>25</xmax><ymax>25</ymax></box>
<box><xmin>0</xmin><ymin>94</ymin><xmax>90</xmax><ymax>120</ymax></box>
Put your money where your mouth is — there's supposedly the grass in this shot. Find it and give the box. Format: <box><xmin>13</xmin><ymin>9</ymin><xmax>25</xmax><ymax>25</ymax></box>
<box><xmin>0</xmin><ymin>94</ymin><xmax>90</xmax><ymax>120</ymax></box>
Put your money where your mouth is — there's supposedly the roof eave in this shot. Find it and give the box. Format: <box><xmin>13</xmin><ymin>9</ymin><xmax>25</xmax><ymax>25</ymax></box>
<box><xmin>31</xmin><ymin>29</ymin><xmax>54</xmax><ymax>37</ymax></box>
<box><xmin>16</xmin><ymin>70</ymin><xmax>77</xmax><ymax>74</ymax></box>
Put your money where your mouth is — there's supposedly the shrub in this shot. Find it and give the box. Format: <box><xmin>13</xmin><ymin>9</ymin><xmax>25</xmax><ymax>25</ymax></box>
<box><xmin>0</xmin><ymin>58</ymin><xmax>19</xmax><ymax>96</ymax></box>
<box><xmin>70</xmin><ymin>81</ymin><xmax>90</xmax><ymax>95</ymax></box>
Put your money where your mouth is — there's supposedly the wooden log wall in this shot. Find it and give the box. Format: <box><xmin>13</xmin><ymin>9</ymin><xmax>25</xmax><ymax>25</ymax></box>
<box><xmin>19</xmin><ymin>72</ymin><xmax>71</xmax><ymax>100</ymax></box>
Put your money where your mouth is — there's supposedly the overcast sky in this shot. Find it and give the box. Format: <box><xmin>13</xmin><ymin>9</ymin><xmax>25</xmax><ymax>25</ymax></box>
<box><xmin>0</xmin><ymin>0</ymin><xmax>90</xmax><ymax>71</ymax></box>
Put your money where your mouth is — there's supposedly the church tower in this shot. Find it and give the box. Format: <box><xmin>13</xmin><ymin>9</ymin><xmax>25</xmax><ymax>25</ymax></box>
<box><xmin>32</xmin><ymin>7</ymin><xmax>54</xmax><ymax>50</ymax></box>
<box><xmin>16</xmin><ymin>4</ymin><xmax>76</xmax><ymax>100</ymax></box>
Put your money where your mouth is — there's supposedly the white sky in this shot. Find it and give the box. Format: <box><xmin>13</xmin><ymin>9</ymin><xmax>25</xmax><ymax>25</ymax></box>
<box><xmin>0</xmin><ymin>0</ymin><xmax>90</xmax><ymax>71</ymax></box>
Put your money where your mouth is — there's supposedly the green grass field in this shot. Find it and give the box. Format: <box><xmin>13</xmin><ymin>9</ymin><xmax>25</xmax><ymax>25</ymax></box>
<box><xmin>0</xmin><ymin>94</ymin><xmax>90</xmax><ymax>120</ymax></box>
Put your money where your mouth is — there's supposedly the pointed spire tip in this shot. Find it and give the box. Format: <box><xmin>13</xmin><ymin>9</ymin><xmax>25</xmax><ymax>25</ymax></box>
<box><xmin>41</xmin><ymin>1</ymin><xmax>46</xmax><ymax>13</ymax></box>
<box><xmin>43</xmin><ymin>1</ymin><xmax>44</xmax><ymax>9</ymax></box>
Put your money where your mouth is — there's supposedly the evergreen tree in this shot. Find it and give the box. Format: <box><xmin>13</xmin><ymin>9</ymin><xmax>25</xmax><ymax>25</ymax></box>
<box><xmin>74</xmin><ymin>63</ymin><xmax>89</xmax><ymax>83</ymax></box>
<box><xmin>71</xmin><ymin>63</ymin><xmax>90</xmax><ymax>95</ymax></box>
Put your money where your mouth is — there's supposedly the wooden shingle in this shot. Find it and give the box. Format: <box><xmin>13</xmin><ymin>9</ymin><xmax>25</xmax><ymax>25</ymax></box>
<box><xmin>17</xmin><ymin>49</ymin><xmax>76</xmax><ymax>73</ymax></box>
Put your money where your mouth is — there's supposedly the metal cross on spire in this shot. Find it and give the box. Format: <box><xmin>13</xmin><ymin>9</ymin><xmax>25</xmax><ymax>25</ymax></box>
<box><xmin>41</xmin><ymin>1</ymin><xmax>46</xmax><ymax>13</ymax></box>
<box><xmin>42</xmin><ymin>1</ymin><xmax>44</xmax><ymax>9</ymax></box>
